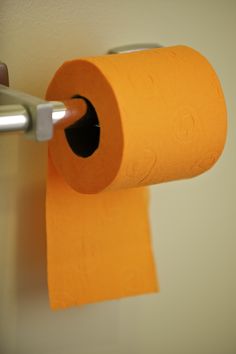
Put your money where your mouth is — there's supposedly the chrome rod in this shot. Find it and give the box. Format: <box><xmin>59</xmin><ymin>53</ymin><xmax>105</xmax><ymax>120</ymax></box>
<box><xmin>51</xmin><ymin>101</ymin><xmax>67</xmax><ymax>124</ymax></box>
<box><xmin>0</xmin><ymin>102</ymin><xmax>67</xmax><ymax>135</ymax></box>
<box><xmin>0</xmin><ymin>104</ymin><xmax>29</xmax><ymax>132</ymax></box>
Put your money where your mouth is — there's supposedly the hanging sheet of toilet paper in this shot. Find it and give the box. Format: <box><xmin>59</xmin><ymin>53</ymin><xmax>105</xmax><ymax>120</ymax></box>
<box><xmin>46</xmin><ymin>45</ymin><xmax>227</xmax><ymax>309</ymax></box>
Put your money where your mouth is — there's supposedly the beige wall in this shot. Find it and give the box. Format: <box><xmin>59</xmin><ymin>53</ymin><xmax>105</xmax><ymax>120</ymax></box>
<box><xmin>0</xmin><ymin>1</ymin><xmax>235</xmax><ymax>353</ymax></box>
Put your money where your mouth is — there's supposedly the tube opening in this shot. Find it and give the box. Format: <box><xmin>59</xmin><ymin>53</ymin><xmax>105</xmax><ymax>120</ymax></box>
<box><xmin>65</xmin><ymin>95</ymin><xmax>100</xmax><ymax>158</ymax></box>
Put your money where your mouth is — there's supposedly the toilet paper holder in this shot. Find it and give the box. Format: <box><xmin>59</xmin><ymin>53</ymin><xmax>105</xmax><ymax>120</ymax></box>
<box><xmin>0</xmin><ymin>43</ymin><xmax>161</xmax><ymax>141</ymax></box>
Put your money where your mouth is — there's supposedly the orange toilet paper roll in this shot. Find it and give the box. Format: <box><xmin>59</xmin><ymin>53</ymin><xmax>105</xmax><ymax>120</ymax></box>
<box><xmin>46</xmin><ymin>45</ymin><xmax>227</xmax><ymax>309</ymax></box>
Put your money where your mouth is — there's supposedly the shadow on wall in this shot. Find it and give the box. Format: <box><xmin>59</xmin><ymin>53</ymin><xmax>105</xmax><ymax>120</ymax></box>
<box><xmin>15</xmin><ymin>137</ymin><xmax>48</xmax><ymax>303</ymax></box>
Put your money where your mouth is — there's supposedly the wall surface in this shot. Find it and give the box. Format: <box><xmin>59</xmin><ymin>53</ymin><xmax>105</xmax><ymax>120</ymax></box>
<box><xmin>0</xmin><ymin>1</ymin><xmax>235</xmax><ymax>353</ymax></box>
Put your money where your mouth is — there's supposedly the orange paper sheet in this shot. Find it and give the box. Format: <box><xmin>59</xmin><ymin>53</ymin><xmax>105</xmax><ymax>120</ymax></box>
<box><xmin>47</xmin><ymin>162</ymin><xmax>157</xmax><ymax>308</ymax></box>
<box><xmin>46</xmin><ymin>46</ymin><xmax>227</xmax><ymax>309</ymax></box>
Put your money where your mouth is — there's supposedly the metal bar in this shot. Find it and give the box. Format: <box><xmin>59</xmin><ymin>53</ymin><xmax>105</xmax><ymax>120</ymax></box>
<box><xmin>0</xmin><ymin>104</ymin><xmax>29</xmax><ymax>132</ymax></box>
<box><xmin>108</xmin><ymin>43</ymin><xmax>162</xmax><ymax>54</ymax></box>
<box><xmin>0</xmin><ymin>102</ymin><xmax>67</xmax><ymax>134</ymax></box>
<box><xmin>51</xmin><ymin>101</ymin><xmax>67</xmax><ymax>124</ymax></box>
<box><xmin>0</xmin><ymin>84</ymin><xmax>54</xmax><ymax>141</ymax></box>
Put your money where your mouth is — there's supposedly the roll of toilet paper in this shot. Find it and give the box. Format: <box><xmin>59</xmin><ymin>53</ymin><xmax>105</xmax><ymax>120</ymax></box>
<box><xmin>45</xmin><ymin>45</ymin><xmax>227</xmax><ymax>309</ymax></box>
<box><xmin>47</xmin><ymin>45</ymin><xmax>227</xmax><ymax>194</ymax></box>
